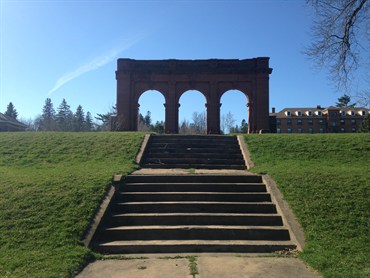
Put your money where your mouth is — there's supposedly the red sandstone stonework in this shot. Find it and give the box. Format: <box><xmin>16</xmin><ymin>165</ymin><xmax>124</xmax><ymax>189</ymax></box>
<box><xmin>115</xmin><ymin>58</ymin><xmax>272</xmax><ymax>134</ymax></box>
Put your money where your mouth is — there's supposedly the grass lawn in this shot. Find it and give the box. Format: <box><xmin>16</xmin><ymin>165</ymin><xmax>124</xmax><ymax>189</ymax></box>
<box><xmin>0</xmin><ymin>132</ymin><xmax>144</xmax><ymax>278</ymax></box>
<box><xmin>245</xmin><ymin>134</ymin><xmax>370</xmax><ymax>278</ymax></box>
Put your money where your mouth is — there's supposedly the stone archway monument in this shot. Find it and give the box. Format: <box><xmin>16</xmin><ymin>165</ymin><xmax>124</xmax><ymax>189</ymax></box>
<box><xmin>115</xmin><ymin>58</ymin><xmax>272</xmax><ymax>134</ymax></box>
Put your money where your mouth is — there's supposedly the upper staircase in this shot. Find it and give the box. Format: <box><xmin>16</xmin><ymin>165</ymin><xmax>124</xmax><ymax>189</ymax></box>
<box><xmin>140</xmin><ymin>135</ymin><xmax>246</xmax><ymax>170</ymax></box>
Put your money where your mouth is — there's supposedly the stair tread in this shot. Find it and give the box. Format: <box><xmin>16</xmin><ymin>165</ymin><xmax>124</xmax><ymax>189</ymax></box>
<box><xmin>118</xmin><ymin>201</ymin><xmax>273</xmax><ymax>204</ymax></box>
<box><xmin>98</xmin><ymin>240</ymin><xmax>295</xmax><ymax>246</ymax></box>
<box><xmin>120</xmin><ymin>192</ymin><xmax>269</xmax><ymax>195</ymax></box>
<box><xmin>112</xmin><ymin>213</ymin><xmax>280</xmax><ymax>217</ymax></box>
<box><xmin>123</xmin><ymin>183</ymin><xmax>265</xmax><ymax>186</ymax></box>
<box><xmin>106</xmin><ymin>225</ymin><xmax>288</xmax><ymax>231</ymax></box>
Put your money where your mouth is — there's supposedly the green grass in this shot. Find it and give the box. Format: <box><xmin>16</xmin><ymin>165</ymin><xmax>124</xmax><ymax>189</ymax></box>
<box><xmin>244</xmin><ymin>134</ymin><xmax>370</xmax><ymax>278</ymax></box>
<box><xmin>0</xmin><ymin>132</ymin><xmax>144</xmax><ymax>278</ymax></box>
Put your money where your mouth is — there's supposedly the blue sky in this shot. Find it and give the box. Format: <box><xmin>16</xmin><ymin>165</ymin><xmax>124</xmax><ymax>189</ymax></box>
<box><xmin>0</xmin><ymin>0</ymin><xmax>365</xmax><ymax>125</ymax></box>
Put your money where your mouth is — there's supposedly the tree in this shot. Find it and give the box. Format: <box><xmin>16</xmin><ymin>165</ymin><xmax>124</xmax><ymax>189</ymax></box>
<box><xmin>38</xmin><ymin>98</ymin><xmax>57</xmax><ymax>131</ymax></box>
<box><xmin>240</xmin><ymin>119</ymin><xmax>248</xmax><ymax>133</ymax></box>
<box><xmin>74</xmin><ymin>105</ymin><xmax>85</xmax><ymax>132</ymax></box>
<box><xmin>5</xmin><ymin>102</ymin><xmax>18</xmax><ymax>119</ymax></box>
<box><xmin>152</xmin><ymin>121</ymin><xmax>165</xmax><ymax>134</ymax></box>
<box><xmin>192</xmin><ymin>111</ymin><xmax>206</xmax><ymax>134</ymax></box>
<box><xmin>359</xmin><ymin>113</ymin><xmax>370</xmax><ymax>132</ymax></box>
<box><xmin>56</xmin><ymin>98</ymin><xmax>73</xmax><ymax>131</ymax></box>
<box><xmin>85</xmin><ymin>112</ymin><xmax>94</xmax><ymax>131</ymax></box>
<box><xmin>306</xmin><ymin>0</ymin><xmax>369</xmax><ymax>91</ymax></box>
<box><xmin>95</xmin><ymin>105</ymin><xmax>116</xmax><ymax>131</ymax></box>
<box><xmin>336</xmin><ymin>94</ymin><xmax>356</xmax><ymax>107</ymax></box>
<box><xmin>221</xmin><ymin>112</ymin><xmax>236</xmax><ymax>134</ymax></box>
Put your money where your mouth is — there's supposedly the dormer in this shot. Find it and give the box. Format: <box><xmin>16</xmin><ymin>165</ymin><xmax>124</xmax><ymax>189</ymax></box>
<box><xmin>359</xmin><ymin>110</ymin><xmax>366</xmax><ymax>116</ymax></box>
<box><xmin>340</xmin><ymin>110</ymin><xmax>346</xmax><ymax>116</ymax></box>
<box><xmin>285</xmin><ymin>110</ymin><xmax>291</xmax><ymax>116</ymax></box>
<box><xmin>315</xmin><ymin>110</ymin><xmax>322</xmax><ymax>116</ymax></box>
<box><xmin>348</xmin><ymin>110</ymin><xmax>355</xmax><ymax>116</ymax></box>
<box><xmin>295</xmin><ymin>111</ymin><xmax>302</xmax><ymax>116</ymax></box>
<box><xmin>306</xmin><ymin>110</ymin><xmax>313</xmax><ymax>116</ymax></box>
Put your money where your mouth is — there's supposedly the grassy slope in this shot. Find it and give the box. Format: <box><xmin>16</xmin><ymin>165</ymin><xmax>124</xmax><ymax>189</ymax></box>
<box><xmin>245</xmin><ymin>134</ymin><xmax>370</xmax><ymax>278</ymax></box>
<box><xmin>0</xmin><ymin>132</ymin><xmax>144</xmax><ymax>278</ymax></box>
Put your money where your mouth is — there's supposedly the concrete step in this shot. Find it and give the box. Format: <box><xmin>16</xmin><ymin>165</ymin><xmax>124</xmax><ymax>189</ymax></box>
<box><xmin>108</xmin><ymin>213</ymin><xmax>283</xmax><ymax>226</ymax></box>
<box><xmin>144</xmin><ymin>153</ymin><xmax>244</xmax><ymax>159</ymax></box>
<box><xmin>146</xmin><ymin>148</ymin><xmax>243</xmax><ymax>154</ymax></box>
<box><xmin>144</xmin><ymin>158</ymin><xmax>245</xmax><ymax>165</ymax></box>
<box><xmin>116</xmin><ymin>192</ymin><xmax>272</xmax><ymax>202</ymax></box>
<box><xmin>149</xmin><ymin>135</ymin><xmax>237</xmax><ymax>142</ymax></box>
<box><xmin>148</xmin><ymin>142</ymin><xmax>240</xmax><ymax>149</ymax></box>
<box><xmin>124</xmin><ymin>175</ymin><xmax>262</xmax><ymax>183</ymax></box>
<box><xmin>141</xmin><ymin>164</ymin><xmax>247</xmax><ymax>170</ymax></box>
<box><xmin>94</xmin><ymin>240</ymin><xmax>296</xmax><ymax>254</ymax></box>
<box><xmin>96</xmin><ymin>225</ymin><xmax>291</xmax><ymax>241</ymax></box>
<box><xmin>122</xmin><ymin>183</ymin><xmax>266</xmax><ymax>192</ymax></box>
<box><xmin>111</xmin><ymin>202</ymin><xmax>277</xmax><ymax>214</ymax></box>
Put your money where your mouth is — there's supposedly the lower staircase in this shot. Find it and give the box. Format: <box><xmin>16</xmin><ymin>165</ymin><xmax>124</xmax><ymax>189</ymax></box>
<box><xmin>90</xmin><ymin>174</ymin><xmax>296</xmax><ymax>253</ymax></box>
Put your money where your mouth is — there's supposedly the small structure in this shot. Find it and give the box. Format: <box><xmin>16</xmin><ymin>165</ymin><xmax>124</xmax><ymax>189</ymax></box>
<box><xmin>0</xmin><ymin>113</ymin><xmax>27</xmax><ymax>132</ymax></box>
<box><xmin>270</xmin><ymin>106</ymin><xmax>369</xmax><ymax>133</ymax></box>
<box><xmin>115</xmin><ymin>58</ymin><xmax>272</xmax><ymax>134</ymax></box>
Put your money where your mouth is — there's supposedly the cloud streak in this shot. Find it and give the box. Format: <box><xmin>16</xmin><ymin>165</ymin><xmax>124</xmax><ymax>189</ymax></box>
<box><xmin>48</xmin><ymin>37</ymin><xmax>142</xmax><ymax>95</ymax></box>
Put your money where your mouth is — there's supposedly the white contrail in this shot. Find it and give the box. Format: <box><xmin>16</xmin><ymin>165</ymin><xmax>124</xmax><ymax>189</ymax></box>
<box><xmin>48</xmin><ymin>37</ymin><xmax>142</xmax><ymax>95</ymax></box>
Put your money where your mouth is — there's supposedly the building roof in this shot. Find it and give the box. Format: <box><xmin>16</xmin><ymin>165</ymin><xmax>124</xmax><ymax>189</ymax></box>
<box><xmin>0</xmin><ymin>113</ymin><xmax>28</xmax><ymax>129</ymax></box>
<box><xmin>271</xmin><ymin>107</ymin><xmax>369</xmax><ymax>118</ymax></box>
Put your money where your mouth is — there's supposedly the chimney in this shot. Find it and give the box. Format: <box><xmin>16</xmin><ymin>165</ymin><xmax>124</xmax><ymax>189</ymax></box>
<box><xmin>317</xmin><ymin>105</ymin><xmax>322</xmax><ymax>109</ymax></box>
<box><xmin>272</xmin><ymin>107</ymin><xmax>276</xmax><ymax>113</ymax></box>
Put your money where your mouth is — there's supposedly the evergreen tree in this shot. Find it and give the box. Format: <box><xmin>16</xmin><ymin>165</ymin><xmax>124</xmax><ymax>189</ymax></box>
<box><xmin>85</xmin><ymin>112</ymin><xmax>94</xmax><ymax>131</ymax></box>
<box><xmin>39</xmin><ymin>98</ymin><xmax>57</xmax><ymax>131</ymax></box>
<box><xmin>336</xmin><ymin>94</ymin><xmax>356</xmax><ymax>108</ymax></box>
<box><xmin>144</xmin><ymin>111</ymin><xmax>152</xmax><ymax>127</ymax></box>
<box><xmin>74</xmin><ymin>105</ymin><xmax>85</xmax><ymax>132</ymax></box>
<box><xmin>5</xmin><ymin>102</ymin><xmax>18</xmax><ymax>119</ymax></box>
<box><xmin>359</xmin><ymin>113</ymin><xmax>370</xmax><ymax>133</ymax></box>
<box><xmin>240</xmin><ymin>119</ymin><xmax>248</xmax><ymax>133</ymax></box>
<box><xmin>96</xmin><ymin>105</ymin><xmax>116</xmax><ymax>131</ymax></box>
<box><xmin>56</xmin><ymin>98</ymin><xmax>73</xmax><ymax>131</ymax></box>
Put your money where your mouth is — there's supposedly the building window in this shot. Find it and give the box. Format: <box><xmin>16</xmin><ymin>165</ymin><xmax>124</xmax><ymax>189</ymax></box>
<box><xmin>315</xmin><ymin>111</ymin><xmax>322</xmax><ymax>116</ymax></box>
<box><xmin>306</xmin><ymin>111</ymin><xmax>313</xmax><ymax>116</ymax></box>
<box><xmin>352</xmin><ymin>127</ymin><xmax>356</xmax><ymax>133</ymax></box>
<box><xmin>307</xmin><ymin>119</ymin><xmax>313</xmax><ymax>125</ymax></box>
<box><xmin>340</xmin><ymin>128</ymin><xmax>345</xmax><ymax>133</ymax></box>
<box><xmin>285</xmin><ymin>111</ymin><xmax>291</xmax><ymax>116</ymax></box>
<box><xmin>287</xmin><ymin>119</ymin><xmax>292</xmax><ymax>125</ymax></box>
<box><xmin>287</xmin><ymin>128</ymin><xmax>292</xmax><ymax>133</ymax></box>
<box><xmin>340</xmin><ymin>110</ymin><xmax>346</xmax><ymax>117</ymax></box>
<box><xmin>296</xmin><ymin>111</ymin><xmax>302</xmax><ymax>116</ymax></box>
<box><xmin>276</xmin><ymin>120</ymin><xmax>281</xmax><ymax>125</ymax></box>
<box><xmin>360</xmin><ymin>110</ymin><xmax>366</xmax><ymax>116</ymax></box>
<box><xmin>351</xmin><ymin>119</ymin><xmax>356</xmax><ymax>125</ymax></box>
<box><xmin>340</xmin><ymin>119</ymin><xmax>345</xmax><ymax>125</ymax></box>
<box><xmin>319</xmin><ymin>128</ymin><xmax>325</xmax><ymax>133</ymax></box>
<box><xmin>308</xmin><ymin>128</ymin><xmax>313</xmax><ymax>134</ymax></box>
<box><xmin>297</xmin><ymin>119</ymin><xmax>302</xmax><ymax>125</ymax></box>
<box><xmin>277</xmin><ymin>128</ymin><xmax>281</xmax><ymax>133</ymax></box>
<box><xmin>349</xmin><ymin>110</ymin><xmax>355</xmax><ymax>116</ymax></box>
<box><xmin>298</xmin><ymin>128</ymin><xmax>303</xmax><ymax>133</ymax></box>
<box><xmin>332</xmin><ymin>122</ymin><xmax>336</xmax><ymax>127</ymax></box>
<box><xmin>319</xmin><ymin>119</ymin><xmax>325</xmax><ymax>125</ymax></box>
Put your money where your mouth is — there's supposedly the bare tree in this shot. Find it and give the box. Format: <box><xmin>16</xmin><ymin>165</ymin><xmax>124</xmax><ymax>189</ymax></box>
<box><xmin>221</xmin><ymin>112</ymin><xmax>236</xmax><ymax>134</ymax></box>
<box><xmin>306</xmin><ymin>0</ymin><xmax>369</xmax><ymax>91</ymax></box>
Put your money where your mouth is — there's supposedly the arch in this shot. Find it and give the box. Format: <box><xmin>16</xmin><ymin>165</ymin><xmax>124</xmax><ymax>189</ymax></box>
<box><xmin>136</xmin><ymin>90</ymin><xmax>166</xmax><ymax>132</ymax></box>
<box><xmin>220</xmin><ymin>90</ymin><xmax>249</xmax><ymax>134</ymax></box>
<box><xmin>179</xmin><ymin>90</ymin><xmax>207</xmax><ymax>134</ymax></box>
<box><xmin>116</xmin><ymin>58</ymin><xmax>272</xmax><ymax>133</ymax></box>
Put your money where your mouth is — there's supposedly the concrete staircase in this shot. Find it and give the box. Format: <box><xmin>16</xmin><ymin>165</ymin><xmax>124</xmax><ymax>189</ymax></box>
<box><xmin>140</xmin><ymin>135</ymin><xmax>246</xmax><ymax>170</ymax></box>
<box><xmin>91</xmin><ymin>175</ymin><xmax>296</xmax><ymax>254</ymax></box>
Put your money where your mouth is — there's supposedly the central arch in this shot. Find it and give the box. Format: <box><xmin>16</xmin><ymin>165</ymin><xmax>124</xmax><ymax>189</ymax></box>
<box><xmin>116</xmin><ymin>58</ymin><xmax>272</xmax><ymax>133</ymax></box>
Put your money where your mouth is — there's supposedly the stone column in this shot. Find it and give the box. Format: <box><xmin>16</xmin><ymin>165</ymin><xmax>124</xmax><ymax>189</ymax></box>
<box><xmin>165</xmin><ymin>82</ymin><xmax>178</xmax><ymax>133</ymax></box>
<box><xmin>254</xmin><ymin>73</ymin><xmax>270</xmax><ymax>132</ymax></box>
<box><xmin>116</xmin><ymin>71</ymin><xmax>132</xmax><ymax>131</ymax></box>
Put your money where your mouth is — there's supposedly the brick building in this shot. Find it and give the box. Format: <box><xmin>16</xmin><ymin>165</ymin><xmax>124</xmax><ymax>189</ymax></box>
<box><xmin>269</xmin><ymin>106</ymin><xmax>369</xmax><ymax>133</ymax></box>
